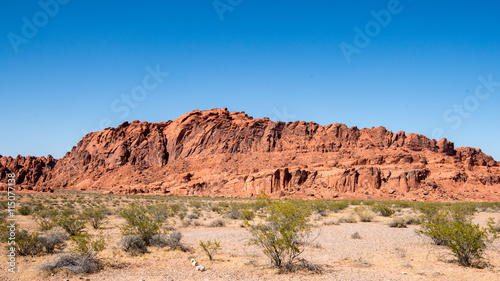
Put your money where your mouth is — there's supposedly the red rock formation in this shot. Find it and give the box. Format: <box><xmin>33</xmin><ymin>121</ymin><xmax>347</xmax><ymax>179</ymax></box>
<box><xmin>1</xmin><ymin>108</ymin><xmax>499</xmax><ymax>201</ymax></box>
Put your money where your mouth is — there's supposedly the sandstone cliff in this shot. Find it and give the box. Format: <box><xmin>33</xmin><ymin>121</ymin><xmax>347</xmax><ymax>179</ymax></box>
<box><xmin>1</xmin><ymin>108</ymin><xmax>499</xmax><ymax>201</ymax></box>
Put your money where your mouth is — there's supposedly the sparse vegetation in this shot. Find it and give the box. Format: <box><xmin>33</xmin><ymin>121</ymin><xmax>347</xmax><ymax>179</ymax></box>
<box><xmin>373</xmin><ymin>204</ymin><xmax>395</xmax><ymax>217</ymax></box>
<box><xmin>199</xmin><ymin>239</ymin><xmax>221</xmax><ymax>261</ymax></box>
<box><xmin>18</xmin><ymin>205</ymin><xmax>33</xmax><ymax>216</ymax></box>
<box><xmin>120</xmin><ymin>235</ymin><xmax>148</xmax><ymax>255</ymax></box>
<box><xmin>55</xmin><ymin>209</ymin><xmax>86</xmax><ymax>236</ymax></box>
<box><xmin>245</xmin><ymin>201</ymin><xmax>316</xmax><ymax>270</ymax></box>
<box><xmin>120</xmin><ymin>204</ymin><xmax>162</xmax><ymax>245</ymax></box>
<box><xmin>241</xmin><ymin>210</ymin><xmax>255</xmax><ymax>221</ymax></box>
<box><xmin>418</xmin><ymin>210</ymin><xmax>499</xmax><ymax>267</ymax></box>
<box><xmin>41</xmin><ymin>232</ymin><xmax>106</xmax><ymax>274</ymax></box>
<box><xmin>337</xmin><ymin>213</ymin><xmax>357</xmax><ymax>224</ymax></box>
<box><xmin>34</xmin><ymin>209</ymin><xmax>58</xmax><ymax>231</ymax></box>
<box><xmin>208</xmin><ymin>218</ymin><xmax>226</xmax><ymax>227</ymax></box>
<box><xmin>6</xmin><ymin>191</ymin><xmax>500</xmax><ymax>279</ymax></box>
<box><xmin>38</xmin><ymin>227</ymin><xmax>69</xmax><ymax>254</ymax></box>
<box><xmin>351</xmin><ymin>231</ymin><xmax>362</xmax><ymax>239</ymax></box>
<box><xmin>10</xmin><ymin>230</ymin><xmax>44</xmax><ymax>256</ymax></box>
<box><xmin>354</xmin><ymin>206</ymin><xmax>376</xmax><ymax>222</ymax></box>
<box><xmin>150</xmin><ymin>231</ymin><xmax>186</xmax><ymax>251</ymax></box>
<box><xmin>82</xmin><ymin>206</ymin><xmax>109</xmax><ymax>229</ymax></box>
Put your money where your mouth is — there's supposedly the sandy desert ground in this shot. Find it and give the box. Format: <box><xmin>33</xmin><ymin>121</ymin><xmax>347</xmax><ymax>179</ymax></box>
<box><xmin>1</xmin><ymin>192</ymin><xmax>500</xmax><ymax>281</ymax></box>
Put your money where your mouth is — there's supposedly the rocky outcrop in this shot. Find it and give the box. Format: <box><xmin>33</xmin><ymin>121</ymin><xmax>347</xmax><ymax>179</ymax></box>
<box><xmin>0</xmin><ymin>155</ymin><xmax>56</xmax><ymax>192</ymax></box>
<box><xmin>1</xmin><ymin>108</ymin><xmax>499</xmax><ymax>201</ymax></box>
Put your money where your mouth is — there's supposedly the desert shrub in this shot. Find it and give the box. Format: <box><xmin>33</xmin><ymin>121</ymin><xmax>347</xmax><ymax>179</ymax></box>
<box><xmin>82</xmin><ymin>207</ymin><xmax>108</xmax><ymax>229</ymax></box>
<box><xmin>208</xmin><ymin>218</ymin><xmax>226</xmax><ymax>227</ymax></box>
<box><xmin>34</xmin><ymin>209</ymin><xmax>58</xmax><ymax>231</ymax></box>
<box><xmin>449</xmin><ymin>203</ymin><xmax>477</xmax><ymax>221</ymax></box>
<box><xmin>228</xmin><ymin>210</ymin><xmax>242</xmax><ymax>219</ymax></box>
<box><xmin>211</xmin><ymin>205</ymin><xmax>222</xmax><ymax>214</ymax></box>
<box><xmin>41</xmin><ymin>233</ymin><xmax>105</xmax><ymax>274</ymax></box>
<box><xmin>149</xmin><ymin>204</ymin><xmax>171</xmax><ymax>223</ymax></box>
<box><xmin>312</xmin><ymin>213</ymin><xmax>323</xmax><ymax>221</ymax></box>
<box><xmin>11</xmin><ymin>230</ymin><xmax>44</xmax><ymax>256</ymax></box>
<box><xmin>354</xmin><ymin>206</ymin><xmax>375</xmax><ymax>222</ymax></box>
<box><xmin>55</xmin><ymin>211</ymin><xmax>86</xmax><ymax>236</ymax></box>
<box><xmin>328</xmin><ymin>201</ymin><xmax>349</xmax><ymax>212</ymax></box>
<box><xmin>186</xmin><ymin>213</ymin><xmax>199</xmax><ymax>220</ymax></box>
<box><xmin>38</xmin><ymin>227</ymin><xmax>69</xmax><ymax>253</ymax></box>
<box><xmin>150</xmin><ymin>231</ymin><xmax>184</xmax><ymax>250</ymax></box>
<box><xmin>337</xmin><ymin>214</ymin><xmax>357</xmax><ymax>223</ymax></box>
<box><xmin>189</xmin><ymin>200</ymin><xmax>203</xmax><ymax>209</ymax></box>
<box><xmin>120</xmin><ymin>204</ymin><xmax>161</xmax><ymax>245</ymax></box>
<box><xmin>389</xmin><ymin>216</ymin><xmax>408</xmax><ymax>228</ymax></box>
<box><xmin>373</xmin><ymin>204</ymin><xmax>395</xmax><ymax>217</ymax></box>
<box><xmin>245</xmin><ymin>201</ymin><xmax>315</xmax><ymax>269</ymax></box>
<box><xmin>169</xmin><ymin>203</ymin><xmax>187</xmax><ymax>214</ymax></box>
<box><xmin>18</xmin><ymin>205</ymin><xmax>33</xmax><ymax>216</ymax></box>
<box><xmin>351</xmin><ymin>232</ymin><xmax>362</xmax><ymax>239</ymax></box>
<box><xmin>166</xmin><ymin>231</ymin><xmax>183</xmax><ymax>250</ymax></box>
<box><xmin>309</xmin><ymin>201</ymin><xmax>328</xmax><ymax>214</ymax></box>
<box><xmin>71</xmin><ymin>232</ymin><xmax>106</xmax><ymax>259</ymax></box>
<box><xmin>120</xmin><ymin>235</ymin><xmax>147</xmax><ymax>255</ymax></box>
<box><xmin>182</xmin><ymin>219</ymin><xmax>201</xmax><ymax>227</ymax></box>
<box><xmin>416</xmin><ymin>202</ymin><xmax>443</xmax><ymax>217</ymax></box>
<box><xmin>418</xmin><ymin>211</ymin><xmax>498</xmax><ymax>266</ymax></box>
<box><xmin>40</xmin><ymin>253</ymin><xmax>99</xmax><ymax>274</ymax></box>
<box><xmin>323</xmin><ymin>219</ymin><xmax>338</xmax><ymax>226</ymax></box>
<box><xmin>199</xmin><ymin>239</ymin><xmax>221</xmax><ymax>261</ymax></box>
<box><xmin>178</xmin><ymin>212</ymin><xmax>186</xmax><ymax>220</ymax></box>
<box><xmin>241</xmin><ymin>210</ymin><xmax>255</xmax><ymax>221</ymax></box>
<box><xmin>252</xmin><ymin>192</ymin><xmax>272</xmax><ymax>210</ymax></box>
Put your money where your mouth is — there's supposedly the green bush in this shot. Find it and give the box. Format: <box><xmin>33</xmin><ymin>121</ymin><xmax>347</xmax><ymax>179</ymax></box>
<box><xmin>71</xmin><ymin>232</ymin><xmax>106</xmax><ymax>259</ymax></box>
<box><xmin>245</xmin><ymin>201</ymin><xmax>314</xmax><ymax>269</ymax></box>
<box><xmin>55</xmin><ymin>210</ymin><xmax>86</xmax><ymax>236</ymax></box>
<box><xmin>199</xmin><ymin>239</ymin><xmax>221</xmax><ymax>261</ymax></box>
<box><xmin>418</xmin><ymin>211</ymin><xmax>498</xmax><ymax>266</ymax></box>
<box><xmin>415</xmin><ymin>202</ymin><xmax>443</xmax><ymax>217</ymax></box>
<box><xmin>18</xmin><ymin>205</ymin><xmax>33</xmax><ymax>216</ymax></box>
<box><xmin>241</xmin><ymin>210</ymin><xmax>255</xmax><ymax>221</ymax></box>
<box><xmin>34</xmin><ymin>209</ymin><xmax>58</xmax><ymax>231</ymax></box>
<box><xmin>82</xmin><ymin>207</ymin><xmax>108</xmax><ymax>229</ymax></box>
<box><xmin>120</xmin><ymin>204</ymin><xmax>161</xmax><ymax>245</ymax></box>
<box><xmin>327</xmin><ymin>201</ymin><xmax>349</xmax><ymax>213</ymax></box>
<box><xmin>12</xmin><ymin>230</ymin><xmax>44</xmax><ymax>256</ymax></box>
<box><xmin>373</xmin><ymin>204</ymin><xmax>395</xmax><ymax>217</ymax></box>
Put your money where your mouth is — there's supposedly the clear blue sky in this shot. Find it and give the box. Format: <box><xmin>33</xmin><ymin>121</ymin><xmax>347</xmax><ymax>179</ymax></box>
<box><xmin>1</xmin><ymin>0</ymin><xmax>500</xmax><ymax>160</ymax></box>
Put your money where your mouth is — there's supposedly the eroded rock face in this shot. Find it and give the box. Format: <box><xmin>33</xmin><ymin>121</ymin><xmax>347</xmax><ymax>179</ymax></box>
<box><xmin>0</xmin><ymin>155</ymin><xmax>56</xmax><ymax>192</ymax></box>
<box><xmin>1</xmin><ymin>108</ymin><xmax>499</xmax><ymax>201</ymax></box>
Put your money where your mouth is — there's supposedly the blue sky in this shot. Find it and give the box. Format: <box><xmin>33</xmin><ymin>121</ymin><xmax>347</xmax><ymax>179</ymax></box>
<box><xmin>1</xmin><ymin>0</ymin><xmax>500</xmax><ymax>160</ymax></box>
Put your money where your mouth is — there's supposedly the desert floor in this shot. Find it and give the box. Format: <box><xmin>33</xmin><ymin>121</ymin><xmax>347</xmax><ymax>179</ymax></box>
<box><xmin>1</xmin><ymin>193</ymin><xmax>499</xmax><ymax>281</ymax></box>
